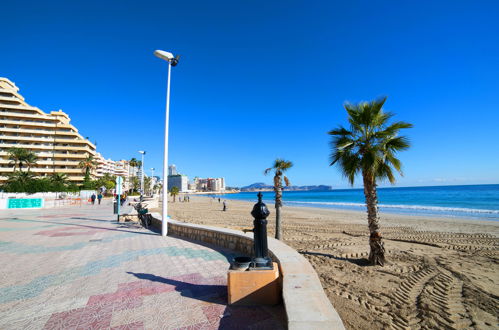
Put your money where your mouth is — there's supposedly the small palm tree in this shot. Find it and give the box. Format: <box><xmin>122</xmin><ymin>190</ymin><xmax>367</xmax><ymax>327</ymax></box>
<box><xmin>130</xmin><ymin>176</ymin><xmax>140</xmax><ymax>193</ymax></box>
<box><xmin>78</xmin><ymin>155</ymin><xmax>97</xmax><ymax>184</ymax></box>
<box><xmin>50</xmin><ymin>173</ymin><xmax>68</xmax><ymax>191</ymax></box>
<box><xmin>264</xmin><ymin>159</ymin><xmax>293</xmax><ymax>240</ymax></box>
<box><xmin>169</xmin><ymin>186</ymin><xmax>179</xmax><ymax>202</ymax></box>
<box><xmin>50</xmin><ymin>172</ymin><xmax>68</xmax><ymax>184</ymax></box>
<box><xmin>6</xmin><ymin>171</ymin><xmax>35</xmax><ymax>187</ymax></box>
<box><xmin>328</xmin><ymin>97</ymin><xmax>412</xmax><ymax>266</ymax></box>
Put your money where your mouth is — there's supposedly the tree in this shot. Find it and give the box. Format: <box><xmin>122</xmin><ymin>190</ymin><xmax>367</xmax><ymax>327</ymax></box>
<box><xmin>78</xmin><ymin>155</ymin><xmax>97</xmax><ymax>186</ymax></box>
<box><xmin>129</xmin><ymin>158</ymin><xmax>138</xmax><ymax>168</ymax></box>
<box><xmin>7</xmin><ymin>147</ymin><xmax>28</xmax><ymax>172</ymax></box>
<box><xmin>264</xmin><ymin>159</ymin><xmax>293</xmax><ymax>240</ymax></box>
<box><xmin>169</xmin><ymin>186</ymin><xmax>179</xmax><ymax>202</ymax></box>
<box><xmin>144</xmin><ymin>176</ymin><xmax>152</xmax><ymax>195</ymax></box>
<box><xmin>3</xmin><ymin>171</ymin><xmax>36</xmax><ymax>192</ymax></box>
<box><xmin>328</xmin><ymin>97</ymin><xmax>412</xmax><ymax>266</ymax></box>
<box><xmin>50</xmin><ymin>173</ymin><xmax>68</xmax><ymax>191</ymax></box>
<box><xmin>24</xmin><ymin>152</ymin><xmax>38</xmax><ymax>173</ymax></box>
<box><xmin>130</xmin><ymin>176</ymin><xmax>140</xmax><ymax>193</ymax></box>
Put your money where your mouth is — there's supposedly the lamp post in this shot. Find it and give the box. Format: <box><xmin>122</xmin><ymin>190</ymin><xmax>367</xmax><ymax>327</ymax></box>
<box><xmin>138</xmin><ymin>150</ymin><xmax>146</xmax><ymax>197</ymax></box>
<box><xmin>151</xmin><ymin>168</ymin><xmax>155</xmax><ymax>194</ymax></box>
<box><xmin>154</xmin><ymin>50</ymin><xmax>179</xmax><ymax>237</ymax></box>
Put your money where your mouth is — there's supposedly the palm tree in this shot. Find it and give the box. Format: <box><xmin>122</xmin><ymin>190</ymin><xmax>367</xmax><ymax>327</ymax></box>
<box><xmin>5</xmin><ymin>171</ymin><xmax>36</xmax><ymax>189</ymax></box>
<box><xmin>264</xmin><ymin>159</ymin><xmax>293</xmax><ymax>240</ymax></box>
<box><xmin>24</xmin><ymin>152</ymin><xmax>38</xmax><ymax>173</ymax></box>
<box><xmin>170</xmin><ymin>186</ymin><xmax>179</xmax><ymax>202</ymax></box>
<box><xmin>7</xmin><ymin>147</ymin><xmax>28</xmax><ymax>172</ymax></box>
<box><xmin>78</xmin><ymin>155</ymin><xmax>97</xmax><ymax>184</ymax></box>
<box><xmin>144</xmin><ymin>176</ymin><xmax>152</xmax><ymax>195</ymax></box>
<box><xmin>50</xmin><ymin>172</ymin><xmax>68</xmax><ymax>185</ymax></box>
<box><xmin>129</xmin><ymin>158</ymin><xmax>138</xmax><ymax>168</ymax></box>
<box><xmin>130</xmin><ymin>176</ymin><xmax>140</xmax><ymax>193</ymax></box>
<box><xmin>328</xmin><ymin>97</ymin><xmax>412</xmax><ymax>266</ymax></box>
<box><xmin>50</xmin><ymin>173</ymin><xmax>68</xmax><ymax>191</ymax></box>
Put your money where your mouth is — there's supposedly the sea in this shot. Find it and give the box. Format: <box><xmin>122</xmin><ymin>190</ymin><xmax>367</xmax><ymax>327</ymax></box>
<box><xmin>215</xmin><ymin>184</ymin><xmax>499</xmax><ymax>221</ymax></box>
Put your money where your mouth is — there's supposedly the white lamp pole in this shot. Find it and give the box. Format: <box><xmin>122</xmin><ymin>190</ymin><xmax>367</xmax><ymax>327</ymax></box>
<box><xmin>138</xmin><ymin>151</ymin><xmax>146</xmax><ymax>196</ymax></box>
<box><xmin>154</xmin><ymin>50</ymin><xmax>179</xmax><ymax>237</ymax></box>
<box><xmin>151</xmin><ymin>168</ymin><xmax>155</xmax><ymax>194</ymax></box>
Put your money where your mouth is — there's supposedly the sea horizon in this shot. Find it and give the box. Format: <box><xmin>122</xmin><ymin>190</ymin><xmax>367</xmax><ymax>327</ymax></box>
<box><xmin>216</xmin><ymin>183</ymin><xmax>499</xmax><ymax>221</ymax></box>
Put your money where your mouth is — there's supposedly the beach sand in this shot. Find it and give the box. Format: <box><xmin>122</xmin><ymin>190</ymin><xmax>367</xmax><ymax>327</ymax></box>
<box><xmin>152</xmin><ymin>196</ymin><xmax>499</xmax><ymax>329</ymax></box>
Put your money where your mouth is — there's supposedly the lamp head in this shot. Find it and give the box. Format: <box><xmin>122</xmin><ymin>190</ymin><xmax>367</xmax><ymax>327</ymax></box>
<box><xmin>138</xmin><ymin>151</ymin><xmax>146</xmax><ymax>155</ymax></box>
<box><xmin>154</xmin><ymin>50</ymin><xmax>180</xmax><ymax>66</ymax></box>
<box><xmin>154</xmin><ymin>50</ymin><xmax>173</xmax><ymax>61</ymax></box>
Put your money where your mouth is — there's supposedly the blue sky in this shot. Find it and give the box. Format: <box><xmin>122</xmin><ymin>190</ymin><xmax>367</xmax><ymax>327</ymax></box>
<box><xmin>1</xmin><ymin>1</ymin><xmax>498</xmax><ymax>188</ymax></box>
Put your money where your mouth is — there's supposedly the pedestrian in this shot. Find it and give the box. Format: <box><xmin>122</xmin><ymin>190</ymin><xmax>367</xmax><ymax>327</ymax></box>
<box><xmin>223</xmin><ymin>200</ymin><xmax>227</xmax><ymax>211</ymax></box>
<box><xmin>120</xmin><ymin>193</ymin><xmax>127</xmax><ymax>206</ymax></box>
<box><xmin>97</xmin><ymin>192</ymin><xmax>103</xmax><ymax>205</ymax></box>
<box><xmin>218</xmin><ymin>198</ymin><xmax>221</xmax><ymax>203</ymax></box>
<box><xmin>90</xmin><ymin>193</ymin><xmax>96</xmax><ymax>205</ymax></box>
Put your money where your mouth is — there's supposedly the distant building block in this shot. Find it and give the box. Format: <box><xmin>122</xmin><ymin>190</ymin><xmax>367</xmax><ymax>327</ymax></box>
<box><xmin>227</xmin><ymin>262</ymin><xmax>281</xmax><ymax>305</ymax></box>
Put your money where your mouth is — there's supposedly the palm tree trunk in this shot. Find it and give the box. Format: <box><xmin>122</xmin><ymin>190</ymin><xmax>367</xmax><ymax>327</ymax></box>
<box><xmin>274</xmin><ymin>175</ymin><xmax>283</xmax><ymax>240</ymax></box>
<box><xmin>362</xmin><ymin>174</ymin><xmax>385</xmax><ymax>266</ymax></box>
<box><xmin>275</xmin><ymin>205</ymin><xmax>282</xmax><ymax>240</ymax></box>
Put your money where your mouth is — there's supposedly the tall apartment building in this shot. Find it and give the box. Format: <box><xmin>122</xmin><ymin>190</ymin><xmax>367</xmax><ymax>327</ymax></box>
<box><xmin>0</xmin><ymin>77</ymin><xmax>97</xmax><ymax>184</ymax></box>
<box><xmin>168</xmin><ymin>164</ymin><xmax>177</xmax><ymax>176</ymax></box>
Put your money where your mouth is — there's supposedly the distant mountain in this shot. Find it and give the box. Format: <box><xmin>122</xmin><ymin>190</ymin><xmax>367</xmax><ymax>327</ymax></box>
<box><xmin>240</xmin><ymin>182</ymin><xmax>273</xmax><ymax>191</ymax></box>
<box><xmin>240</xmin><ymin>183</ymin><xmax>332</xmax><ymax>192</ymax></box>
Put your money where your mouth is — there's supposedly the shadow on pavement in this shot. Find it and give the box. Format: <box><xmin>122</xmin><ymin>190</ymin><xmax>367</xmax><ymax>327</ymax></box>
<box><xmin>126</xmin><ymin>272</ymin><xmax>285</xmax><ymax>329</ymax></box>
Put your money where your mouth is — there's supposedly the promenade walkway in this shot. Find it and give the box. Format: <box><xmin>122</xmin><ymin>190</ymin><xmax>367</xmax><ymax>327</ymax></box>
<box><xmin>0</xmin><ymin>201</ymin><xmax>284</xmax><ymax>329</ymax></box>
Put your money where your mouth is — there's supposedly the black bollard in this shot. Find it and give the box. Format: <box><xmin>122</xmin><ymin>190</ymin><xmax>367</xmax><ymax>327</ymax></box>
<box><xmin>250</xmin><ymin>192</ymin><xmax>273</xmax><ymax>269</ymax></box>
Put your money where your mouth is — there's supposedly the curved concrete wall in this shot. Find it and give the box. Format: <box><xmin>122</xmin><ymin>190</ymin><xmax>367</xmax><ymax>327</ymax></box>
<box><xmin>150</xmin><ymin>213</ymin><xmax>344</xmax><ymax>329</ymax></box>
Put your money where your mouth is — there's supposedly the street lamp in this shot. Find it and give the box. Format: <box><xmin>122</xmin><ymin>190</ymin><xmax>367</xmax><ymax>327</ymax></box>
<box><xmin>138</xmin><ymin>150</ymin><xmax>146</xmax><ymax>197</ymax></box>
<box><xmin>154</xmin><ymin>49</ymin><xmax>179</xmax><ymax>237</ymax></box>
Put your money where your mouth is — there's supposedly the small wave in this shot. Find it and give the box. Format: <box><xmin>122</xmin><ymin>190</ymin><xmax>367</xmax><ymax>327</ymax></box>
<box><xmin>286</xmin><ymin>201</ymin><xmax>499</xmax><ymax>214</ymax></box>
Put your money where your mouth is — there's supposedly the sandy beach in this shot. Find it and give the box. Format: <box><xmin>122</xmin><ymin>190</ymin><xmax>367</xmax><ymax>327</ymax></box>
<box><xmin>153</xmin><ymin>196</ymin><xmax>498</xmax><ymax>329</ymax></box>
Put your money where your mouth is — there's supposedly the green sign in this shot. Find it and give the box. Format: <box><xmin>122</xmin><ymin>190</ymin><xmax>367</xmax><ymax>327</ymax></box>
<box><xmin>7</xmin><ymin>198</ymin><xmax>43</xmax><ymax>209</ymax></box>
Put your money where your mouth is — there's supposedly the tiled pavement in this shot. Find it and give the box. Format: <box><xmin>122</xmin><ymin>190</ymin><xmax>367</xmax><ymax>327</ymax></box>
<box><xmin>0</xmin><ymin>201</ymin><xmax>285</xmax><ymax>329</ymax></box>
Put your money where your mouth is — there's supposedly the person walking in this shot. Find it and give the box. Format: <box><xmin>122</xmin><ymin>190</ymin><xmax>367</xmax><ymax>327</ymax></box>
<box><xmin>223</xmin><ymin>200</ymin><xmax>227</xmax><ymax>211</ymax></box>
<box><xmin>90</xmin><ymin>193</ymin><xmax>96</xmax><ymax>205</ymax></box>
<box><xmin>97</xmin><ymin>192</ymin><xmax>103</xmax><ymax>205</ymax></box>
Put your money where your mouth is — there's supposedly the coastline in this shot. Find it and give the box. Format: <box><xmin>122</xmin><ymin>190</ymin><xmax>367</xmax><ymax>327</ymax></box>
<box><xmin>156</xmin><ymin>195</ymin><xmax>499</xmax><ymax>329</ymax></box>
<box><xmin>211</xmin><ymin>184</ymin><xmax>499</xmax><ymax>222</ymax></box>
<box><xmin>188</xmin><ymin>195</ymin><xmax>499</xmax><ymax>236</ymax></box>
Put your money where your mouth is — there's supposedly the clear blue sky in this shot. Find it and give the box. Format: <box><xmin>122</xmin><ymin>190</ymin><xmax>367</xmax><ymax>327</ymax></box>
<box><xmin>2</xmin><ymin>1</ymin><xmax>498</xmax><ymax>188</ymax></box>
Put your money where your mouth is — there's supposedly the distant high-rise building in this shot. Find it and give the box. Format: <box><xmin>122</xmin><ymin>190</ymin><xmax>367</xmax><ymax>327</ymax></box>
<box><xmin>168</xmin><ymin>164</ymin><xmax>177</xmax><ymax>176</ymax></box>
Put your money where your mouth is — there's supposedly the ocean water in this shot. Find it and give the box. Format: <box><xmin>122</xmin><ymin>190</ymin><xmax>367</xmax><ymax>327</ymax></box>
<box><xmin>216</xmin><ymin>184</ymin><xmax>499</xmax><ymax>221</ymax></box>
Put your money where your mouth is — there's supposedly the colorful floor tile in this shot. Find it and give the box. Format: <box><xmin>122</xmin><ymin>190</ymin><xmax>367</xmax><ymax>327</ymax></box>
<box><xmin>0</xmin><ymin>202</ymin><xmax>285</xmax><ymax>329</ymax></box>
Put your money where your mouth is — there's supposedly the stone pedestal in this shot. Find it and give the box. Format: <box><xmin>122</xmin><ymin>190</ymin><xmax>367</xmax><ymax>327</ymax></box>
<box><xmin>227</xmin><ymin>262</ymin><xmax>280</xmax><ymax>305</ymax></box>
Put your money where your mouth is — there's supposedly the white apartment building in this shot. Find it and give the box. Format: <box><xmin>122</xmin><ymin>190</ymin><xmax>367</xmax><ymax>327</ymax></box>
<box><xmin>0</xmin><ymin>77</ymin><xmax>97</xmax><ymax>184</ymax></box>
<box><xmin>168</xmin><ymin>174</ymin><xmax>189</xmax><ymax>192</ymax></box>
